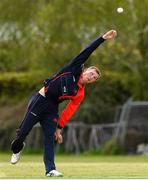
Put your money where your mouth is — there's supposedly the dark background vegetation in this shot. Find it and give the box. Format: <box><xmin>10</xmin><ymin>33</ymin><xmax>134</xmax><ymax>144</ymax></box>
<box><xmin>0</xmin><ymin>0</ymin><xmax>148</xmax><ymax>151</ymax></box>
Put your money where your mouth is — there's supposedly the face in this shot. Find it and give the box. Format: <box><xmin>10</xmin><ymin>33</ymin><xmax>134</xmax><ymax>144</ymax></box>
<box><xmin>81</xmin><ymin>68</ymin><xmax>100</xmax><ymax>84</ymax></box>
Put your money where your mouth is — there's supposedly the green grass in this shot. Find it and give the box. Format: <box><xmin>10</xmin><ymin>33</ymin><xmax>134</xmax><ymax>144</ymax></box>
<box><xmin>0</xmin><ymin>153</ymin><xmax>148</xmax><ymax>179</ymax></box>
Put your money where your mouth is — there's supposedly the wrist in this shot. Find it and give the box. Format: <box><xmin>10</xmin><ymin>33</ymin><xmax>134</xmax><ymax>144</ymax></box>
<box><xmin>56</xmin><ymin>127</ymin><xmax>62</xmax><ymax>133</ymax></box>
<box><xmin>102</xmin><ymin>35</ymin><xmax>106</xmax><ymax>40</ymax></box>
<box><xmin>57</xmin><ymin>124</ymin><xmax>63</xmax><ymax>130</ymax></box>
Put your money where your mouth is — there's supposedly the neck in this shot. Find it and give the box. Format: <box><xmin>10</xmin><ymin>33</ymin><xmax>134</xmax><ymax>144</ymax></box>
<box><xmin>79</xmin><ymin>73</ymin><xmax>86</xmax><ymax>86</ymax></box>
<box><xmin>79</xmin><ymin>78</ymin><xmax>85</xmax><ymax>86</ymax></box>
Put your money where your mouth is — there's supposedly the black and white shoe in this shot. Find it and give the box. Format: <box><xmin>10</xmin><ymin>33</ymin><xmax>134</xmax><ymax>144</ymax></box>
<box><xmin>46</xmin><ymin>170</ymin><xmax>63</xmax><ymax>177</ymax></box>
<box><xmin>11</xmin><ymin>142</ymin><xmax>26</xmax><ymax>164</ymax></box>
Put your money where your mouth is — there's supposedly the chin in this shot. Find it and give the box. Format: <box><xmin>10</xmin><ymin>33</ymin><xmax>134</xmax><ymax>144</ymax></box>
<box><xmin>87</xmin><ymin>81</ymin><xmax>91</xmax><ymax>84</ymax></box>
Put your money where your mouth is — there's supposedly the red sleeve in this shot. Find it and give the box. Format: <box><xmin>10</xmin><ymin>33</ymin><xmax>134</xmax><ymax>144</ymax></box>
<box><xmin>57</xmin><ymin>87</ymin><xmax>84</xmax><ymax>128</ymax></box>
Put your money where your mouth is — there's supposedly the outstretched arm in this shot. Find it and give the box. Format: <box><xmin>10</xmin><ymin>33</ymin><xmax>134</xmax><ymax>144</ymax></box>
<box><xmin>62</xmin><ymin>30</ymin><xmax>117</xmax><ymax>72</ymax></box>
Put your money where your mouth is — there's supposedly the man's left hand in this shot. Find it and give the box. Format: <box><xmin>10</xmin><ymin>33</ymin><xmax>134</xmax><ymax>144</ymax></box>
<box><xmin>55</xmin><ymin>128</ymin><xmax>63</xmax><ymax>144</ymax></box>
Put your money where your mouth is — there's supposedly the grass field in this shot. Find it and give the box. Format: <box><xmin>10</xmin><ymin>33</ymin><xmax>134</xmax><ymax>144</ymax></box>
<box><xmin>0</xmin><ymin>153</ymin><xmax>148</xmax><ymax>179</ymax></box>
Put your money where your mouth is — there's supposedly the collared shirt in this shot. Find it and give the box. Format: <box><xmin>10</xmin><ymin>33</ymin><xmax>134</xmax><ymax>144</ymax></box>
<box><xmin>44</xmin><ymin>36</ymin><xmax>105</xmax><ymax>129</ymax></box>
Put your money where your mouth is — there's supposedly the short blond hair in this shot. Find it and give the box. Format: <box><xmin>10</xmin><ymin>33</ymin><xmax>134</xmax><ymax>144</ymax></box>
<box><xmin>84</xmin><ymin>66</ymin><xmax>101</xmax><ymax>78</ymax></box>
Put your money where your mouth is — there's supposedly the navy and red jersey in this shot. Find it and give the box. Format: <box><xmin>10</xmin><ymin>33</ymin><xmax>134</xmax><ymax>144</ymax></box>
<box><xmin>44</xmin><ymin>36</ymin><xmax>105</xmax><ymax>128</ymax></box>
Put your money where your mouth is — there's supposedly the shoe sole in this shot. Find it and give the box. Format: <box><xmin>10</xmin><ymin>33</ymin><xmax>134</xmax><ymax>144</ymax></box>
<box><xmin>46</xmin><ymin>175</ymin><xmax>64</xmax><ymax>177</ymax></box>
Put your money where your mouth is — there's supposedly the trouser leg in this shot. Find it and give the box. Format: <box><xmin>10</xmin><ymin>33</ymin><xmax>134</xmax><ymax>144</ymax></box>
<box><xmin>40</xmin><ymin>115</ymin><xmax>58</xmax><ymax>173</ymax></box>
<box><xmin>11</xmin><ymin>93</ymin><xmax>44</xmax><ymax>153</ymax></box>
<box><xmin>11</xmin><ymin>113</ymin><xmax>40</xmax><ymax>153</ymax></box>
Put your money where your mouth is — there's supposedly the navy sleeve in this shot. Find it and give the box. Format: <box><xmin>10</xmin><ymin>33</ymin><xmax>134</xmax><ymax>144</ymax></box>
<box><xmin>60</xmin><ymin>36</ymin><xmax>105</xmax><ymax>73</ymax></box>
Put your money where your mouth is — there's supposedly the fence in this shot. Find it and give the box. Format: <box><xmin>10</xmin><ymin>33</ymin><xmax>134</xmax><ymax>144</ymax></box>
<box><xmin>26</xmin><ymin>122</ymin><xmax>116</xmax><ymax>153</ymax></box>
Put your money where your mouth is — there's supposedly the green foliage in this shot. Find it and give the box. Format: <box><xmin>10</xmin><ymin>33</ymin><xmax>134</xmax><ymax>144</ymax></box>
<box><xmin>85</xmin><ymin>139</ymin><xmax>125</xmax><ymax>155</ymax></box>
<box><xmin>0</xmin><ymin>71</ymin><xmax>47</xmax><ymax>101</ymax></box>
<box><xmin>0</xmin><ymin>0</ymin><xmax>148</xmax><ymax>123</ymax></box>
<box><xmin>99</xmin><ymin>139</ymin><xmax>125</xmax><ymax>155</ymax></box>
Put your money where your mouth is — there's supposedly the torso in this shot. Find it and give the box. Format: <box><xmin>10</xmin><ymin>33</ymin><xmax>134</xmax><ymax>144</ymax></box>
<box><xmin>40</xmin><ymin>72</ymin><xmax>82</xmax><ymax>102</ymax></box>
